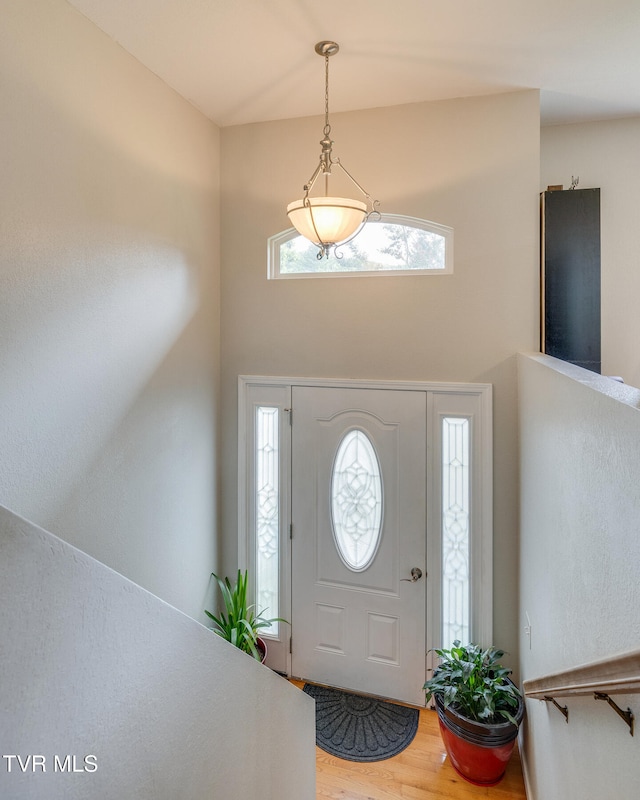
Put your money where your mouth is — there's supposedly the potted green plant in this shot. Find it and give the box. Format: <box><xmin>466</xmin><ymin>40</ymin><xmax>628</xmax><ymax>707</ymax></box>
<box><xmin>423</xmin><ymin>641</ymin><xmax>524</xmax><ymax>786</ymax></box>
<box><xmin>205</xmin><ymin>569</ymin><xmax>287</xmax><ymax>662</ymax></box>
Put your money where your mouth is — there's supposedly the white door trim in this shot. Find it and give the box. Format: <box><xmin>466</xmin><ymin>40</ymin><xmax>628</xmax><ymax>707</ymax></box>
<box><xmin>238</xmin><ymin>375</ymin><xmax>493</xmax><ymax>681</ymax></box>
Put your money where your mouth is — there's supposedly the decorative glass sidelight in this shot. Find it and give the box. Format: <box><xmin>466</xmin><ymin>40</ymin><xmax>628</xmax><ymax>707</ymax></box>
<box><xmin>330</xmin><ymin>429</ymin><xmax>383</xmax><ymax>571</ymax></box>
<box><xmin>256</xmin><ymin>407</ymin><xmax>280</xmax><ymax>635</ymax></box>
<box><xmin>441</xmin><ymin>417</ymin><xmax>470</xmax><ymax>649</ymax></box>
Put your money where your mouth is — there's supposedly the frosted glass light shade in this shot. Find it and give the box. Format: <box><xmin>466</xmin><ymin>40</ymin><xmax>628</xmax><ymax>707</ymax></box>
<box><xmin>287</xmin><ymin>196</ymin><xmax>367</xmax><ymax>245</ymax></box>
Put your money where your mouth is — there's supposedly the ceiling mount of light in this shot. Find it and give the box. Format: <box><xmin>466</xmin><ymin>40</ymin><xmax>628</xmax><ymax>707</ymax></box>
<box><xmin>287</xmin><ymin>41</ymin><xmax>380</xmax><ymax>259</ymax></box>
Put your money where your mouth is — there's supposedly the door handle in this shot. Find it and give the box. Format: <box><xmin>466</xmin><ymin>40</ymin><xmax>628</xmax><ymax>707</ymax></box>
<box><xmin>401</xmin><ymin>567</ymin><xmax>423</xmax><ymax>582</ymax></box>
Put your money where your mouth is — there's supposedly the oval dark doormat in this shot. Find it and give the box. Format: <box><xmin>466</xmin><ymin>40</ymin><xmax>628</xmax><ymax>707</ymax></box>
<box><xmin>303</xmin><ymin>683</ymin><xmax>419</xmax><ymax>762</ymax></box>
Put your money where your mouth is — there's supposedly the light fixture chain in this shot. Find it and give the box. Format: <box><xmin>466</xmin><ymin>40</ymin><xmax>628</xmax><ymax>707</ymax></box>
<box><xmin>324</xmin><ymin>53</ymin><xmax>331</xmax><ymax>136</ymax></box>
<box><xmin>287</xmin><ymin>40</ymin><xmax>380</xmax><ymax>260</ymax></box>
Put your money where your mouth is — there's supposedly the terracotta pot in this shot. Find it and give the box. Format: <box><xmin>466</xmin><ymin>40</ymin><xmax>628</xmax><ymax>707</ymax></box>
<box><xmin>434</xmin><ymin>686</ymin><xmax>524</xmax><ymax>786</ymax></box>
<box><xmin>256</xmin><ymin>636</ymin><xmax>267</xmax><ymax>664</ymax></box>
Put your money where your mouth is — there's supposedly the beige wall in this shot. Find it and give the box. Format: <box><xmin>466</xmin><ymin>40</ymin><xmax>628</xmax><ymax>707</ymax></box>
<box><xmin>0</xmin><ymin>0</ymin><xmax>220</xmax><ymax>619</ymax></box>
<box><xmin>541</xmin><ymin>117</ymin><xmax>640</xmax><ymax>388</ymax></box>
<box><xmin>221</xmin><ymin>90</ymin><xmax>540</xmax><ymax>662</ymax></box>
<box><xmin>518</xmin><ymin>354</ymin><xmax>640</xmax><ymax>798</ymax></box>
<box><xmin>1</xmin><ymin>505</ymin><xmax>315</xmax><ymax>800</ymax></box>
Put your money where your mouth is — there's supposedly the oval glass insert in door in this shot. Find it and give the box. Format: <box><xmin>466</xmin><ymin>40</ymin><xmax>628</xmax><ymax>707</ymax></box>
<box><xmin>330</xmin><ymin>429</ymin><xmax>383</xmax><ymax>571</ymax></box>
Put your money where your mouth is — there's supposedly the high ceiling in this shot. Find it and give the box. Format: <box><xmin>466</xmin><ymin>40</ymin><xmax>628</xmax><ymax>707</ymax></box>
<box><xmin>66</xmin><ymin>0</ymin><xmax>640</xmax><ymax>128</ymax></box>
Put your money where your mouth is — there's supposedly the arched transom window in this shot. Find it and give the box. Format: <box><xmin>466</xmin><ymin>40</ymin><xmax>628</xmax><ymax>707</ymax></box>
<box><xmin>268</xmin><ymin>214</ymin><xmax>453</xmax><ymax>279</ymax></box>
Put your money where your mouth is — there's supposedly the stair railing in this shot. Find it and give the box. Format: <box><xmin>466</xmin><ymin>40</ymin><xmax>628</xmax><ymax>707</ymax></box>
<box><xmin>522</xmin><ymin>648</ymin><xmax>640</xmax><ymax>736</ymax></box>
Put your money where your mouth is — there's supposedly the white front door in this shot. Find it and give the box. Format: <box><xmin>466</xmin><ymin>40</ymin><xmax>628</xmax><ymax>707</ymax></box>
<box><xmin>290</xmin><ymin>386</ymin><xmax>427</xmax><ymax>706</ymax></box>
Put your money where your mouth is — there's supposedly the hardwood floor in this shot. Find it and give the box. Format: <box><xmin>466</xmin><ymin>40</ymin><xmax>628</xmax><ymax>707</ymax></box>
<box><xmin>292</xmin><ymin>681</ymin><xmax>527</xmax><ymax>799</ymax></box>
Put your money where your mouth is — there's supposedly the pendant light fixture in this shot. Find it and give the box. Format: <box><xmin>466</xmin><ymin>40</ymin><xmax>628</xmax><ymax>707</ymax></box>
<box><xmin>287</xmin><ymin>41</ymin><xmax>380</xmax><ymax>259</ymax></box>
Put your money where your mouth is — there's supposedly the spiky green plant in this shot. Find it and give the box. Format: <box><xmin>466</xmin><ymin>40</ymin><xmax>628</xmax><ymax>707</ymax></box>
<box><xmin>423</xmin><ymin>641</ymin><xmax>522</xmax><ymax>725</ymax></box>
<box><xmin>205</xmin><ymin>570</ymin><xmax>287</xmax><ymax>661</ymax></box>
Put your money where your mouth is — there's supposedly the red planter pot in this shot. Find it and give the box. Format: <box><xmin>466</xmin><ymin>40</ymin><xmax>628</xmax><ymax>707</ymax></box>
<box><xmin>434</xmin><ymin>688</ymin><xmax>524</xmax><ymax>786</ymax></box>
<box><xmin>256</xmin><ymin>636</ymin><xmax>267</xmax><ymax>664</ymax></box>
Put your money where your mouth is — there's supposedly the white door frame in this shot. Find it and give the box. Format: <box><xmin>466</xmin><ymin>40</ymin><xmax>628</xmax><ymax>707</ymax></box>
<box><xmin>238</xmin><ymin>375</ymin><xmax>493</xmax><ymax>685</ymax></box>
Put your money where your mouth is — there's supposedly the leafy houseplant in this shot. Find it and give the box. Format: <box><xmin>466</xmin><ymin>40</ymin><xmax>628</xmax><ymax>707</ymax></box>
<box><xmin>424</xmin><ymin>641</ymin><xmax>524</xmax><ymax>786</ymax></box>
<box><xmin>424</xmin><ymin>641</ymin><xmax>522</xmax><ymax>725</ymax></box>
<box><xmin>205</xmin><ymin>570</ymin><xmax>287</xmax><ymax>662</ymax></box>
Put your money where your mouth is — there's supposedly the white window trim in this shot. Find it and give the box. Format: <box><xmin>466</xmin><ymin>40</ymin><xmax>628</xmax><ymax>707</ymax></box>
<box><xmin>267</xmin><ymin>213</ymin><xmax>454</xmax><ymax>280</ymax></box>
<box><xmin>238</xmin><ymin>376</ymin><xmax>492</xmax><ymax>680</ymax></box>
<box><xmin>426</xmin><ymin>391</ymin><xmax>494</xmax><ymax>671</ymax></box>
<box><xmin>238</xmin><ymin>382</ymin><xmax>292</xmax><ymax>672</ymax></box>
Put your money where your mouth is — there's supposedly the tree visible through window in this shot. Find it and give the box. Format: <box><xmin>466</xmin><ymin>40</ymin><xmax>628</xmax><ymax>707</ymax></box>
<box><xmin>269</xmin><ymin>214</ymin><xmax>453</xmax><ymax>278</ymax></box>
